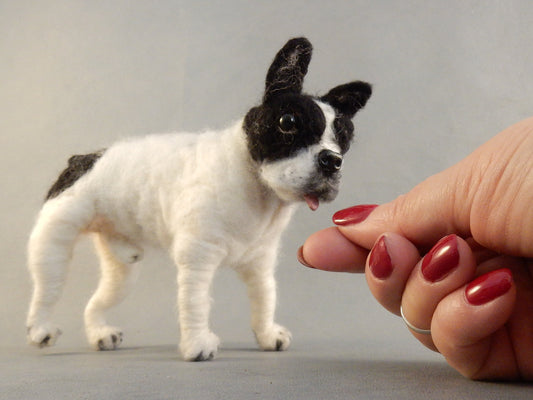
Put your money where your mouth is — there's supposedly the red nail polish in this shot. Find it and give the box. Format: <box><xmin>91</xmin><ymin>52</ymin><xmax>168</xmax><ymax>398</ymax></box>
<box><xmin>297</xmin><ymin>246</ymin><xmax>315</xmax><ymax>269</ymax></box>
<box><xmin>465</xmin><ymin>268</ymin><xmax>513</xmax><ymax>306</ymax></box>
<box><xmin>421</xmin><ymin>235</ymin><xmax>459</xmax><ymax>282</ymax></box>
<box><xmin>333</xmin><ymin>204</ymin><xmax>378</xmax><ymax>226</ymax></box>
<box><xmin>368</xmin><ymin>235</ymin><xmax>393</xmax><ymax>279</ymax></box>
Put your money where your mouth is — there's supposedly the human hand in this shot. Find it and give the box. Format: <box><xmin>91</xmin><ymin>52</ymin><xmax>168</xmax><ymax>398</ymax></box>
<box><xmin>299</xmin><ymin>117</ymin><xmax>533</xmax><ymax>380</ymax></box>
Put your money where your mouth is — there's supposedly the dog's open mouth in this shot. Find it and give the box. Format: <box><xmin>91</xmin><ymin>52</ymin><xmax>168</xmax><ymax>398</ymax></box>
<box><xmin>304</xmin><ymin>194</ymin><xmax>320</xmax><ymax>211</ymax></box>
<box><xmin>303</xmin><ymin>184</ymin><xmax>339</xmax><ymax>211</ymax></box>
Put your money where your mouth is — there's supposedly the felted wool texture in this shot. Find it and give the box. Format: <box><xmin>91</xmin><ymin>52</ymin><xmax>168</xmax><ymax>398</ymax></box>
<box><xmin>25</xmin><ymin>37</ymin><xmax>371</xmax><ymax>361</ymax></box>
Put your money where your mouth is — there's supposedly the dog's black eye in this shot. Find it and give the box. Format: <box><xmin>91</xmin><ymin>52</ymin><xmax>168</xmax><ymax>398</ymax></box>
<box><xmin>278</xmin><ymin>114</ymin><xmax>297</xmax><ymax>134</ymax></box>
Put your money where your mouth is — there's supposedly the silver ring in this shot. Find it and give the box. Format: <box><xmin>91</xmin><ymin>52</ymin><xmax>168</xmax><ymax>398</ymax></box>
<box><xmin>400</xmin><ymin>305</ymin><xmax>432</xmax><ymax>335</ymax></box>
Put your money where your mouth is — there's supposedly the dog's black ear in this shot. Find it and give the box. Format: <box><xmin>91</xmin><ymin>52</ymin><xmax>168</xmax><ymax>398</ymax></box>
<box><xmin>263</xmin><ymin>37</ymin><xmax>313</xmax><ymax>102</ymax></box>
<box><xmin>321</xmin><ymin>81</ymin><xmax>372</xmax><ymax>118</ymax></box>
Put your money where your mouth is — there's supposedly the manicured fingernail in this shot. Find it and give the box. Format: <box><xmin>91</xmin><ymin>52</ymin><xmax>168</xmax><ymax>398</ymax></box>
<box><xmin>465</xmin><ymin>268</ymin><xmax>513</xmax><ymax>306</ymax></box>
<box><xmin>333</xmin><ymin>204</ymin><xmax>378</xmax><ymax>226</ymax></box>
<box><xmin>421</xmin><ymin>235</ymin><xmax>459</xmax><ymax>282</ymax></box>
<box><xmin>297</xmin><ymin>246</ymin><xmax>315</xmax><ymax>269</ymax></box>
<box><xmin>368</xmin><ymin>235</ymin><xmax>393</xmax><ymax>279</ymax></box>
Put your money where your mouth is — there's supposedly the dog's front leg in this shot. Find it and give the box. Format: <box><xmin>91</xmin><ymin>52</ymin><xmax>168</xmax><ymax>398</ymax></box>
<box><xmin>175</xmin><ymin>242</ymin><xmax>225</xmax><ymax>361</ymax></box>
<box><xmin>238</xmin><ymin>252</ymin><xmax>292</xmax><ymax>352</ymax></box>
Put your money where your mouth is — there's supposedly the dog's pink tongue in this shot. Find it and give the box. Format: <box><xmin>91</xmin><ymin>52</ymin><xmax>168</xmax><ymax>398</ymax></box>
<box><xmin>304</xmin><ymin>195</ymin><xmax>319</xmax><ymax>211</ymax></box>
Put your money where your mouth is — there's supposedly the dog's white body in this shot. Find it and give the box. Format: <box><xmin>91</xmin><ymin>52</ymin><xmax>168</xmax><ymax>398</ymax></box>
<box><xmin>26</xmin><ymin>38</ymin><xmax>371</xmax><ymax>360</ymax></box>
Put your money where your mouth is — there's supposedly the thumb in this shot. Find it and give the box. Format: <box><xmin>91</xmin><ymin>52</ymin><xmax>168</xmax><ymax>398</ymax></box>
<box><xmin>335</xmin><ymin>117</ymin><xmax>533</xmax><ymax>256</ymax></box>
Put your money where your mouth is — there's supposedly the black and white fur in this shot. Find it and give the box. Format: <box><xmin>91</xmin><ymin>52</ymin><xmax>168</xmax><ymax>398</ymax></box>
<box><xmin>26</xmin><ymin>38</ymin><xmax>371</xmax><ymax>361</ymax></box>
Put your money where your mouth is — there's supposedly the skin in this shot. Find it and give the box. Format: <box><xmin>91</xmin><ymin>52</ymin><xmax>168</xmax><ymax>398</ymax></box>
<box><xmin>300</xmin><ymin>117</ymin><xmax>533</xmax><ymax>380</ymax></box>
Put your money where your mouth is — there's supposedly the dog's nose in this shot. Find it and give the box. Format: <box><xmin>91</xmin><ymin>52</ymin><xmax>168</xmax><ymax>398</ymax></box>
<box><xmin>318</xmin><ymin>150</ymin><xmax>343</xmax><ymax>174</ymax></box>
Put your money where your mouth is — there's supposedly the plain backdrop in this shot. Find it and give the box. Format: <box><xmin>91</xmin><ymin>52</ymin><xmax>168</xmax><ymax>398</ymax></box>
<box><xmin>1</xmin><ymin>1</ymin><xmax>533</xmax><ymax>398</ymax></box>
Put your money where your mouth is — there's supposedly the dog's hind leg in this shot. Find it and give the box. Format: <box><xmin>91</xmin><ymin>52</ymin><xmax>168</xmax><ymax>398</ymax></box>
<box><xmin>84</xmin><ymin>233</ymin><xmax>142</xmax><ymax>350</ymax></box>
<box><xmin>27</xmin><ymin>196</ymin><xmax>94</xmax><ymax>347</ymax></box>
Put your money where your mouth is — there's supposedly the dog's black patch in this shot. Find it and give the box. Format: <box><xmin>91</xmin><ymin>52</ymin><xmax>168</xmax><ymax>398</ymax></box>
<box><xmin>244</xmin><ymin>94</ymin><xmax>325</xmax><ymax>162</ymax></box>
<box><xmin>45</xmin><ymin>150</ymin><xmax>105</xmax><ymax>200</ymax></box>
<box><xmin>245</xmin><ymin>38</ymin><xmax>323</xmax><ymax>162</ymax></box>
<box><xmin>244</xmin><ymin>37</ymin><xmax>372</xmax><ymax>163</ymax></box>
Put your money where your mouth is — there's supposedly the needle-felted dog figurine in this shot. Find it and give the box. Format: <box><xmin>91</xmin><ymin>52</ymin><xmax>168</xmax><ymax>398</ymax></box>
<box><xmin>26</xmin><ymin>37</ymin><xmax>371</xmax><ymax>361</ymax></box>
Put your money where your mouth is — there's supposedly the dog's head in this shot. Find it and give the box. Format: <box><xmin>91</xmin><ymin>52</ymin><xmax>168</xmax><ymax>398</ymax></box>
<box><xmin>244</xmin><ymin>37</ymin><xmax>371</xmax><ymax>210</ymax></box>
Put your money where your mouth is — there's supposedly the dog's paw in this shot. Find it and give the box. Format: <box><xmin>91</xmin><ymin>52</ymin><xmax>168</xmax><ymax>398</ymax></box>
<box><xmin>27</xmin><ymin>323</ymin><xmax>62</xmax><ymax>348</ymax></box>
<box><xmin>255</xmin><ymin>323</ymin><xmax>292</xmax><ymax>351</ymax></box>
<box><xmin>180</xmin><ymin>331</ymin><xmax>220</xmax><ymax>361</ymax></box>
<box><xmin>87</xmin><ymin>326</ymin><xmax>123</xmax><ymax>351</ymax></box>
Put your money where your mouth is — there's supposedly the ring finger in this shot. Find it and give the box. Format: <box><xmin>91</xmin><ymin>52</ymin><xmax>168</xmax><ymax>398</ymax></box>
<box><xmin>401</xmin><ymin>234</ymin><xmax>478</xmax><ymax>350</ymax></box>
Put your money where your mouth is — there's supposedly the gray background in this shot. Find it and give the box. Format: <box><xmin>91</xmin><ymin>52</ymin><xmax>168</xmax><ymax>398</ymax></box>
<box><xmin>1</xmin><ymin>0</ymin><xmax>532</xmax><ymax>398</ymax></box>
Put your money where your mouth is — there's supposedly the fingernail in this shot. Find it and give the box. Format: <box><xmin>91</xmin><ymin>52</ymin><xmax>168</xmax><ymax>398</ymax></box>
<box><xmin>421</xmin><ymin>235</ymin><xmax>459</xmax><ymax>282</ymax></box>
<box><xmin>333</xmin><ymin>204</ymin><xmax>378</xmax><ymax>226</ymax></box>
<box><xmin>368</xmin><ymin>235</ymin><xmax>393</xmax><ymax>279</ymax></box>
<box><xmin>465</xmin><ymin>268</ymin><xmax>513</xmax><ymax>306</ymax></box>
<box><xmin>297</xmin><ymin>246</ymin><xmax>315</xmax><ymax>269</ymax></box>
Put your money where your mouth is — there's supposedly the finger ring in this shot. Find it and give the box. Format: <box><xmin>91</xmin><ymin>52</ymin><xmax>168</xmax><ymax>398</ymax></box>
<box><xmin>400</xmin><ymin>305</ymin><xmax>432</xmax><ymax>335</ymax></box>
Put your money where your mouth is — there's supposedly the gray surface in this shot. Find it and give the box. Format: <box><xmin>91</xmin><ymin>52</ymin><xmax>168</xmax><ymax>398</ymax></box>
<box><xmin>2</xmin><ymin>0</ymin><xmax>533</xmax><ymax>398</ymax></box>
<box><xmin>2</xmin><ymin>344</ymin><xmax>530</xmax><ymax>400</ymax></box>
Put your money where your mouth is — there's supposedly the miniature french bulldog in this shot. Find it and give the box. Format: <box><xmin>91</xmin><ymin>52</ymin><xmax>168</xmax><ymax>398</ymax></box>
<box><xmin>26</xmin><ymin>37</ymin><xmax>371</xmax><ymax>361</ymax></box>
